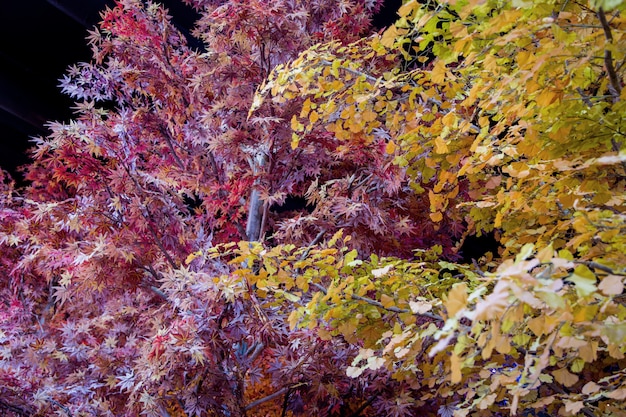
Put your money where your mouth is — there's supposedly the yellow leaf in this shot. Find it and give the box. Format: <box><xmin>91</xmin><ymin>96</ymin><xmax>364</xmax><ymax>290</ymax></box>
<box><xmin>430</xmin><ymin>211</ymin><xmax>443</xmax><ymax>222</ymax></box>
<box><xmin>398</xmin><ymin>1</ymin><xmax>417</xmax><ymax>17</ymax></box>
<box><xmin>346</xmin><ymin>366</ymin><xmax>363</xmax><ymax>378</ymax></box>
<box><xmin>434</xmin><ymin>136</ymin><xmax>449</xmax><ymax>154</ymax></box>
<box><xmin>381</xmin><ymin>25</ymin><xmax>399</xmax><ymax>48</ymax></box>
<box><xmin>409</xmin><ymin>300</ymin><xmax>433</xmax><ymax>314</ymax></box>
<box><xmin>381</xmin><ymin>294</ymin><xmax>395</xmax><ymax>308</ymax></box>
<box><xmin>536</xmin><ymin>244</ymin><xmax>553</xmax><ymax>263</ymax></box>
<box><xmin>552</xmin><ymin>367</ymin><xmax>579</xmax><ymax>387</ymax></box>
<box><xmin>291</xmin><ymin>133</ymin><xmax>300</xmax><ymax>150</ymax></box>
<box><xmin>185</xmin><ymin>250</ymin><xmax>202</xmax><ymax>265</ymax></box>
<box><xmin>564</xmin><ymin>400</ymin><xmax>585</xmax><ymax>415</ymax></box>
<box><xmin>570</xmin><ymin>357</ymin><xmax>585</xmax><ymax>373</ymax></box>
<box><xmin>473</xmin><ymin>280</ymin><xmax>509</xmax><ymax>321</ymax></box>
<box><xmin>606</xmin><ymin>388</ymin><xmax>626</xmax><ymax>400</ymax></box>
<box><xmin>372</xmin><ymin>265</ymin><xmax>393</xmax><ymax>278</ymax></box>
<box><xmin>515</xmin><ymin>243</ymin><xmax>535</xmax><ymax>262</ymax></box>
<box><xmin>578</xmin><ymin>341</ymin><xmax>597</xmax><ymax>363</ymax></box>
<box><xmin>598</xmin><ymin>274</ymin><xmax>624</xmax><ymax>296</ymax></box>
<box><xmin>478</xmin><ymin>393</ymin><xmax>497</xmax><ymax>410</ymax></box>
<box><xmin>603</xmin><ymin>323</ymin><xmax>626</xmax><ymax>345</ymax></box>
<box><xmin>291</xmin><ymin>114</ymin><xmax>302</xmax><ymax>131</ymax></box>
<box><xmin>527</xmin><ymin>317</ymin><xmax>545</xmax><ymax>336</ymax></box>
<box><xmin>568</xmin><ymin>269</ymin><xmax>597</xmax><ymax>298</ymax></box>
<box><xmin>362</xmin><ymin>109</ymin><xmax>377</xmax><ymax>122</ymax></box>
<box><xmin>608</xmin><ymin>343</ymin><xmax>625</xmax><ymax>359</ymax></box>
<box><xmin>340</xmin><ymin>105</ymin><xmax>355</xmax><ymax>120</ymax></box>
<box><xmin>431</xmin><ymin>60</ymin><xmax>447</xmax><ymax>84</ymax></box>
<box><xmin>535</xmin><ymin>90</ymin><xmax>557</xmax><ymax>107</ymax></box>
<box><xmin>445</xmin><ymin>283</ymin><xmax>468</xmax><ymax>316</ymax></box>
<box><xmin>348</xmin><ymin>121</ymin><xmax>363</xmax><ymax>133</ymax></box>
<box><xmin>450</xmin><ymin>352</ymin><xmax>463</xmax><ymax>383</ymax></box>
<box><xmin>555</xmin><ymin>336</ymin><xmax>587</xmax><ymax>350</ymax></box>
<box><xmin>385</xmin><ymin>140</ymin><xmax>397</xmax><ymax>154</ymax></box>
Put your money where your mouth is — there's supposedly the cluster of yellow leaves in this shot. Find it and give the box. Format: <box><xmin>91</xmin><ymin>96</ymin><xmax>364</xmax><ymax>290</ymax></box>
<box><xmin>192</xmin><ymin>235</ymin><xmax>626</xmax><ymax>415</ymax></box>
<box><xmin>253</xmin><ymin>0</ymin><xmax>626</xmax><ymax>261</ymax></box>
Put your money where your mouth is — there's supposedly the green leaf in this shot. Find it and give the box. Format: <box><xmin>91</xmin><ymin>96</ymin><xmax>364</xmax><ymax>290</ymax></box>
<box><xmin>567</xmin><ymin>273</ymin><xmax>597</xmax><ymax>298</ymax></box>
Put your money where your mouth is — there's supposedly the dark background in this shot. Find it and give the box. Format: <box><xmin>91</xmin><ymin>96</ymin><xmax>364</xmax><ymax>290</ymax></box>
<box><xmin>0</xmin><ymin>0</ymin><xmax>400</xmax><ymax>184</ymax></box>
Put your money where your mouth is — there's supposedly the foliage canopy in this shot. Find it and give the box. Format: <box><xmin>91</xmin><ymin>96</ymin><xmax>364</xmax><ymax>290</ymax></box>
<box><xmin>1</xmin><ymin>0</ymin><xmax>625</xmax><ymax>416</ymax></box>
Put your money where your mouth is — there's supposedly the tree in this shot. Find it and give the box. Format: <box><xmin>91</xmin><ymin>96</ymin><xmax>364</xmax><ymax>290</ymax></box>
<box><xmin>1</xmin><ymin>0</ymin><xmax>625</xmax><ymax>416</ymax></box>
<box><xmin>0</xmin><ymin>0</ymin><xmax>395</xmax><ymax>415</ymax></box>
<box><xmin>251</xmin><ymin>0</ymin><xmax>626</xmax><ymax>415</ymax></box>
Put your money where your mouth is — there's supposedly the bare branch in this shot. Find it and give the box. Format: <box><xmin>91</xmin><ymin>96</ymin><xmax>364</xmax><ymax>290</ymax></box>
<box><xmin>48</xmin><ymin>399</ymin><xmax>72</xmax><ymax>417</ymax></box>
<box><xmin>244</xmin><ymin>387</ymin><xmax>289</xmax><ymax>411</ymax></box>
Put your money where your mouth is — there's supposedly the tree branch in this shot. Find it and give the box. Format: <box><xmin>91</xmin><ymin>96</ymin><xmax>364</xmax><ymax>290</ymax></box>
<box><xmin>311</xmin><ymin>283</ymin><xmax>444</xmax><ymax>322</ymax></box>
<box><xmin>48</xmin><ymin>399</ymin><xmax>72</xmax><ymax>417</ymax></box>
<box><xmin>347</xmin><ymin>396</ymin><xmax>376</xmax><ymax>417</ymax></box>
<box><xmin>575</xmin><ymin>260</ymin><xmax>626</xmax><ymax>276</ymax></box>
<box><xmin>244</xmin><ymin>387</ymin><xmax>289</xmax><ymax>411</ymax></box>
<box><xmin>320</xmin><ymin>60</ymin><xmax>379</xmax><ymax>84</ymax></box>
<box><xmin>299</xmin><ymin>228</ymin><xmax>327</xmax><ymax>261</ymax></box>
<box><xmin>597</xmin><ymin>8</ymin><xmax>622</xmax><ymax>100</ymax></box>
<box><xmin>142</xmin><ymin>212</ymin><xmax>178</xmax><ymax>270</ymax></box>
<box><xmin>158</xmin><ymin>125</ymin><xmax>185</xmax><ymax>170</ymax></box>
<box><xmin>0</xmin><ymin>399</ymin><xmax>32</xmax><ymax>417</ymax></box>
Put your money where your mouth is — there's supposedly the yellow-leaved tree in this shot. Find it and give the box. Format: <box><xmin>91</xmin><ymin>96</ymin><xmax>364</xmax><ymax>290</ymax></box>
<box><xmin>245</xmin><ymin>0</ymin><xmax>626</xmax><ymax>415</ymax></box>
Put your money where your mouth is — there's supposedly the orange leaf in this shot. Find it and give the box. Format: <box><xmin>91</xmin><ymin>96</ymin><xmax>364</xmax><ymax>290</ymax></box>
<box><xmin>450</xmin><ymin>352</ymin><xmax>463</xmax><ymax>383</ymax></box>
<box><xmin>430</xmin><ymin>211</ymin><xmax>443</xmax><ymax>222</ymax></box>
<box><xmin>552</xmin><ymin>367</ymin><xmax>579</xmax><ymax>387</ymax></box>
<box><xmin>445</xmin><ymin>283</ymin><xmax>468</xmax><ymax>316</ymax></box>
<box><xmin>431</xmin><ymin>60</ymin><xmax>447</xmax><ymax>84</ymax></box>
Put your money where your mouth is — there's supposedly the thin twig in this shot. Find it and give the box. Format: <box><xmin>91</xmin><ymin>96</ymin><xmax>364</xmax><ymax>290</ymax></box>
<box><xmin>311</xmin><ymin>282</ymin><xmax>444</xmax><ymax>322</ymax></box>
<box><xmin>575</xmin><ymin>260</ymin><xmax>626</xmax><ymax>276</ymax></box>
<box><xmin>148</xmin><ymin>285</ymin><xmax>169</xmax><ymax>301</ymax></box>
<box><xmin>48</xmin><ymin>399</ymin><xmax>73</xmax><ymax>417</ymax></box>
<box><xmin>246</xmin><ymin>342</ymin><xmax>265</xmax><ymax>363</ymax></box>
<box><xmin>299</xmin><ymin>228</ymin><xmax>327</xmax><ymax>261</ymax></box>
<box><xmin>348</xmin><ymin>396</ymin><xmax>377</xmax><ymax>417</ymax></box>
<box><xmin>159</xmin><ymin>124</ymin><xmax>185</xmax><ymax>170</ymax></box>
<box><xmin>576</xmin><ymin>87</ymin><xmax>594</xmax><ymax>108</ymax></box>
<box><xmin>142</xmin><ymin>213</ymin><xmax>178</xmax><ymax>269</ymax></box>
<box><xmin>320</xmin><ymin>59</ymin><xmax>379</xmax><ymax>84</ymax></box>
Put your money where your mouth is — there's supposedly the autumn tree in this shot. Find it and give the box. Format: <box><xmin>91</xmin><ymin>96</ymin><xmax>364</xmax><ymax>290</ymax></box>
<box><xmin>0</xmin><ymin>0</ymin><xmax>402</xmax><ymax>415</ymax></box>
<box><xmin>2</xmin><ymin>0</ymin><xmax>626</xmax><ymax>416</ymax></box>
<box><xmin>251</xmin><ymin>0</ymin><xmax>626</xmax><ymax>415</ymax></box>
